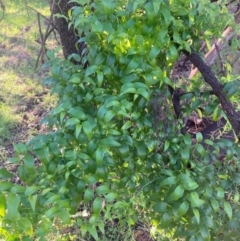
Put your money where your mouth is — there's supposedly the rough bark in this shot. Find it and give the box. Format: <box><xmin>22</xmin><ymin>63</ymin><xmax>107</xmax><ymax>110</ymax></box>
<box><xmin>50</xmin><ymin>0</ymin><xmax>85</xmax><ymax>64</ymax></box>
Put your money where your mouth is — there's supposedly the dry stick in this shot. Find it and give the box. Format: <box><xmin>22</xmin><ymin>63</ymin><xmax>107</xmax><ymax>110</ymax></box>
<box><xmin>188</xmin><ymin>7</ymin><xmax>240</xmax><ymax>79</ymax></box>
<box><xmin>52</xmin><ymin>26</ymin><xmax>61</xmax><ymax>45</ymax></box>
<box><xmin>27</xmin><ymin>5</ymin><xmax>60</xmax><ymax>46</ymax></box>
<box><xmin>188</xmin><ymin>26</ymin><xmax>233</xmax><ymax>79</ymax></box>
<box><xmin>184</xmin><ymin>49</ymin><xmax>240</xmax><ymax>137</ymax></box>
<box><xmin>27</xmin><ymin>5</ymin><xmax>51</xmax><ymax>22</ymax></box>
<box><xmin>37</xmin><ymin>12</ymin><xmax>45</xmax><ymax>65</ymax></box>
<box><xmin>34</xmin><ymin>8</ymin><xmax>55</xmax><ymax>69</ymax></box>
<box><xmin>35</xmin><ymin>27</ymin><xmax>56</xmax><ymax>69</ymax></box>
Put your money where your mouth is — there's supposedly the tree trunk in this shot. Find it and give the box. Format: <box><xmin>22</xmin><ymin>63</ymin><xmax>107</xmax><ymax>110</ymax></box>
<box><xmin>50</xmin><ymin>0</ymin><xmax>85</xmax><ymax>64</ymax></box>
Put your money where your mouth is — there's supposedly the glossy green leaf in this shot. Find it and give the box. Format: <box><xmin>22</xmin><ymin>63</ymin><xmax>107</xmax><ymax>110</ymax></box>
<box><xmin>94</xmin><ymin>52</ymin><xmax>105</xmax><ymax>65</ymax></box>
<box><xmin>144</xmin><ymin>73</ymin><xmax>159</xmax><ymax>86</ymax></box>
<box><xmin>183</xmin><ymin>181</ymin><xmax>199</xmax><ymax>191</ymax></box>
<box><xmin>189</xmin><ymin>192</ymin><xmax>205</xmax><ymax>207</ymax></box>
<box><xmin>106</xmin><ymin>100</ymin><xmax>120</xmax><ymax>108</ymax></box>
<box><xmin>57</xmin><ymin>210</ymin><xmax>71</xmax><ymax>224</ymax></box>
<box><xmin>163</xmin><ymin>77</ymin><xmax>173</xmax><ymax>87</ymax></box>
<box><xmin>100</xmin><ymin>138</ymin><xmax>121</xmax><ymax>147</ymax></box>
<box><xmin>183</xmin><ymin>134</ymin><xmax>192</xmax><ymax>145</ymax></box>
<box><xmin>216</xmin><ymin>187</ymin><xmax>224</xmax><ymax>199</ymax></box>
<box><xmin>0</xmin><ymin>181</ymin><xmax>13</xmax><ymax>191</ymax></box>
<box><xmin>28</xmin><ymin>195</ymin><xmax>37</xmax><ymax>212</ymax></box>
<box><xmin>136</xmin><ymin>88</ymin><xmax>149</xmax><ymax>100</ymax></box>
<box><xmin>25</xmin><ymin>186</ymin><xmax>39</xmax><ymax>196</ymax></box>
<box><xmin>75</xmin><ymin>123</ymin><xmax>82</xmax><ymax>138</ymax></box>
<box><xmin>85</xmin><ymin>65</ymin><xmax>98</xmax><ymax>76</ymax></box>
<box><xmin>51</xmin><ymin>106</ymin><xmax>64</xmax><ymax>116</ymax></box>
<box><xmin>97</xmin><ymin>71</ymin><xmax>104</xmax><ymax>87</ymax></box>
<box><xmin>120</xmin><ymin>87</ymin><xmax>136</xmax><ymax>95</ymax></box>
<box><xmin>84</xmin><ymin>92</ymin><xmax>93</xmax><ymax>102</ymax></box>
<box><xmin>23</xmin><ymin>154</ymin><xmax>35</xmax><ymax>170</ymax></box>
<box><xmin>80</xmin><ymin>223</ymin><xmax>87</xmax><ymax>237</ymax></box>
<box><xmin>68</xmin><ymin>107</ymin><xmax>86</xmax><ymax>120</ymax></box>
<box><xmin>121</xmin><ymin>121</ymin><xmax>132</xmax><ymax>130</ymax></box>
<box><xmin>98</xmin><ymin>221</ymin><xmax>105</xmax><ymax>235</ymax></box>
<box><xmin>196</xmin><ymin>132</ymin><xmax>203</xmax><ymax>142</ymax></box>
<box><xmin>105</xmin><ymin>192</ymin><xmax>118</xmax><ymax>202</ymax></box>
<box><xmin>135</xmin><ymin>141</ymin><xmax>147</xmax><ymax>159</ymax></box>
<box><xmin>168</xmin><ymin>44</ymin><xmax>178</xmax><ymax>63</ymax></box>
<box><xmin>193</xmin><ymin>208</ymin><xmax>200</xmax><ymax>224</ymax></box>
<box><xmin>226</xmin><ymin>149</ymin><xmax>233</xmax><ymax>160</ymax></box>
<box><xmin>153</xmin><ymin>202</ymin><xmax>168</xmax><ymax>213</ymax></box>
<box><xmin>212</xmin><ymin>107</ymin><xmax>221</xmax><ymax>121</ymax></box>
<box><xmin>0</xmin><ymin>194</ymin><xmax>6</xmax><ymax>217</ymax></box>
<box><xmin>96</xmin><ymin>185</ymin><xmax>110</xmax><ymax>194</ymax></box>
<box><xmin>192</xmin><ymin>99</ymin><xmax>202</xmax><ymax>110</ymax></box>
<box><xmin>45</xmin><ymin>206</ymin><xmax>59</xmax><ymax>219</ymax></box>
<box><xmin>160</xmin><ymin>176</ymin><xmax>178</xmax><ymax>186</ymax></box>
<box><xmin>7</xmin><ymin>157</ymin><xmax>20</xmax><ymax>164</ymax></box>
<box><xmin>226</xmin><ymin>85</ymin><xmax>238</xmax><ymax>98</ymax></box>
<box><xmin>177</xmin><ymin>201</ymin><xmax>189</xmax><ymax>217</ymax></box>
<box><xmin>126</xmin><ymin>57</ymin><xmax>139</xmax><ymax>74</ymax></box>
<box><xmin>44</xmin><ymin>194</ymin><xmax>61</xmax><ymax>206</ymax></box>
<box><xmin>14</xmin><ymin>143</ymin><xmax>27</xmax><ymax>154</ymax></box>
<box><xmin>181</xmin><ymin>148</ymin><xmax>190</xmax><ymax>160</ymax></box>
<box><xmin>6</xmin><ymin>193</ymin><xmax>20</xmax><ymax>219</ymax></box>
<box><xmin>149</xmin><ymin>45</ymin><xmax>161</xmax><ymax>61</ymax></box>
<box><xmin>224</xmin><ymin>201</ymin><xmax>232</xmax><ymax>219</ymax></box>
<box><xmin>77</xmin><ymin>179</ymin><xmax>86</xmax><ymax>193</ymax></box>
<box><xmin>87</xmin><ymin>225</ymin><xmax>98</xmax><ymax>240</ymax></box>
<box><xmin>18</xmin><ymin>217</ymin><xmax>33</xmax><ymax>236</ymax></box>
<box><xmin>69</xmin><ymin>76</ymin><xmax>80</xmax><ymax>83</ymax></box>
<box><xmin>195</xmin><ymin>143</ymin><xmax>205</xmax><ymax>156</ymax></box>
<box><xmin>65</xmin><ymin>118</ymin><xmax>80</xmax><ymax>127</ymax></box>
<box><xmin>11</xmin><ymin>185</ymin><xmax>26</xmax><ymax>194</ymax></box>
<box><xmin>0</xmin><ymin>168</ymin><xmax>13</xmax><ymax>179</ymax></box>
<box><xmin>96</xmin><ymin>147</ymin><xmax>104</xmax><ymax>166</ymax></box>
<box><xmin>210</xmin><ymin>199</ymin><xmax>219</xmax><ymax>212</ymax></box>
<box><xmin>82</xmin><ymin>121</ymin><xmax>93</xmax><ymax>139</ymax></box>
<box><xmin>84</xmin><ymin>188</ymin><xmax>94</xmax><ymax>203</ymax></box>
<box><xmin>104</xmin><ymin>110</ymin><xmax>115</xmax><ymax>123</ymax></box>
<box><xmin>93</xmin><ymin>197</ymin><xmax>102</xmax><ymax>215</ymax></box>
<box><xmin>164</xmin><ymin>140</ymin><xmax>170</xmax><ymax>151</ymax></box>
<box><xmin>169</xmin><ymin>185</ymin><xmax>184</xmax><ymax>201</ymax></box>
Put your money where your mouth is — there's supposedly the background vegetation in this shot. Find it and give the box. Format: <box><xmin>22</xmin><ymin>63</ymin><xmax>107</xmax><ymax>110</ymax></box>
<box><xmin>0</xmin><ymin>0</ymin><xmax>55</xmax><ymax>160</ymax></box>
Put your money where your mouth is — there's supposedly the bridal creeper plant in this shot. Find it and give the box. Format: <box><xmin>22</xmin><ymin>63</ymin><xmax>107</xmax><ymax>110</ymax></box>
<box><xmin>1</xmin><ymin>0</ymin><xmax>240</xmax><ymax>240</ymax></box>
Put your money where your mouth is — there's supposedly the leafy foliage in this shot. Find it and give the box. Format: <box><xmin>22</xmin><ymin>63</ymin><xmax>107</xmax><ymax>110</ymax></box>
<box><xmin>1</xmin><ymin>0</ymin><xmax>240</xmax><ymax>240</ymax></box>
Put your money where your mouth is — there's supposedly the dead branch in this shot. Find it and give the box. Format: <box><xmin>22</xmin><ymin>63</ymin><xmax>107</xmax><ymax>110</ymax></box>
<box><xmin>34</xmin><ymin>6</ymin><xmax>55</xmax><ymax>69</ymax></box>
<box><xmin>188</xmin><ymin>3</ymin><xmax>240</xmax><ymax>79</ymax></box>
<box><xmin>188</xmin><ymin>27</ymin><xmax>233</xmax><ymax>79</ymax></box>
<box><xmin>26</xmin><ymin>5</ymin><xmax>51</xmax><ymax>22</ymax></box>
<box><xmin>26</xmin><ymin>4</ymin><xmax>60</xmax><ymax>68</ymax></box>
<box><xmin>184</xmin><ymin>48</ymin><xmax>240</xmax><ymax>137</ymax></box>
